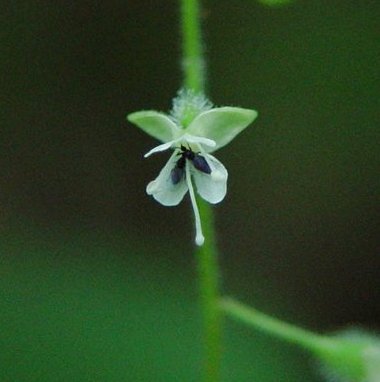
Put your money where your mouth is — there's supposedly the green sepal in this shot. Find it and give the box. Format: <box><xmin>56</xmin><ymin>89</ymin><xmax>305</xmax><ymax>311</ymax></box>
<box><xmin>127</xmin><ymin>111</ymin><xmax>179</xmax><ymax>143</ymax></box>
<box><xmin>187</xmin><ymin>107</ymin><xmax>258</xmax><ymax>151</ymax></box>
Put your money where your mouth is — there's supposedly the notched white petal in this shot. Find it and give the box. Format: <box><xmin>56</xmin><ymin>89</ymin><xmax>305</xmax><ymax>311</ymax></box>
<box><xmin>192</xmin><ymin>154</ymin><xmax>228</xmax><ymax>204</ymax></box>
<box><xmin>187</xmin><ymin>107</ymin><xmax>258</xmax><ymax>152</ymax></box>
<box><xmin>146</xmin><ymin>152</ymin><xmax>188</xmax><ymax>206</ymax></box>
<box><xmin>127</xmin><ymin>111</ymin><xmax>180</xmax><ymax>143</ymax></box>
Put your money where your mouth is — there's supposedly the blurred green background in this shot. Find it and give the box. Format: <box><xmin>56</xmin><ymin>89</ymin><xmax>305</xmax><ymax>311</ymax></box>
<box><xmin>1</xmin><ymin>0</ymin><xmax>379</xmax><ymax>381</ymax></box>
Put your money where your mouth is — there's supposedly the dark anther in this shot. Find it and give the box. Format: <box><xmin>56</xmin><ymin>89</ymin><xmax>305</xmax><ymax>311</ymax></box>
<box><xmin>192</xmin><ymin>155</ymin><xmax>211</xmax><ymax>174</ymax></box>
<box><xmin>170</xmin><ymin>166</ymin><xmax>184</xmax><ymax>185</ymax></box>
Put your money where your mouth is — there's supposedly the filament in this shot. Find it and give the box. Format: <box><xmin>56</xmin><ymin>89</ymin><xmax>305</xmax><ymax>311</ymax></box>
<box><xmin>185</xmin><ymin>161</ymin><xmax>204</xmax><ymax>246</ymax></box>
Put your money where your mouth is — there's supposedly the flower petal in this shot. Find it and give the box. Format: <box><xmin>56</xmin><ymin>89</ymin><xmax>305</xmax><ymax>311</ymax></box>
<box><xmin>182</xmin><ymin>133</ymin><xmax>216</xmax><ymax>148</ymax></box>
<box><xmin>127</xmin><ymin>111</ymin><xmax>180</xmax><ymax>143</ymax></box>
<box><xmin>144</xmin><ymin>141</ymin><xmax>175</xmax><ymax>158</ymax></box>
<box><xmin>146</xmin><ymin>152</ymin><xmax>188</xmax><ymax>206</ymax></box>
<box><xmin>187</xmin><ymin>107</ymin><xmax>258</xmax><ymax>151</ymax></box>
<box><xmin>192</xmin><ymin>154</ymin><xmax>228</xmax><ymax>204</ymax></box>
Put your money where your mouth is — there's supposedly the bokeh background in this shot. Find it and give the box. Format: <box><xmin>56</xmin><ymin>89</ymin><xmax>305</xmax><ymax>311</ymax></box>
<box><xmin>1</xmin><ymin>0</ymin><xmax>379</xmax><ymax>381</ymax></box>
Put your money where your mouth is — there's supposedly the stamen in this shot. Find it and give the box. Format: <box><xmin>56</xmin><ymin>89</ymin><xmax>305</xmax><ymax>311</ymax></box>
<box><xmin>185</xmin><ymin>161</ymin><xmax>205</xmax><ymax>246</ymax></box>
<box><xmin>195</xmin><ymin>143</ymin><xmax>213</xmax><ymax>173</ymax></box>
<box><xmin>192</xmin><ymin>154</ymin><xmax>211</xmax><ymax>174</ymax></box>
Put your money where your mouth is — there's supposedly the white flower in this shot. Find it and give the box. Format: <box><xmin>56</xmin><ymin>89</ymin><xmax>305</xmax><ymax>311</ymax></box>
<box><xmin>128</xmin><ymin>95</ymin><xmax>257</xmax><ymax>246</ymax></box>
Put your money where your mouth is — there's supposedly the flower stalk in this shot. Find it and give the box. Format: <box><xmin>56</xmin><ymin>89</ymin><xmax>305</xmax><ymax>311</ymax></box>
<box><xmin>220</xmin><ymin>297</ymin><xmax>328</xmax><ymax>351</ymax></box>
<box><xmin>221</xmin><ymin>297</ymin><xmax>380</xmax><ymax>382</ymax></box>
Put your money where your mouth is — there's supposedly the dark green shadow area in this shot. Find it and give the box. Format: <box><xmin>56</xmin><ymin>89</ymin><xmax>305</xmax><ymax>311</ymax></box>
<box><xmin>0</xmin><ymin>226</ymin><xmax>317</xmax><ymax>381</ymax></box>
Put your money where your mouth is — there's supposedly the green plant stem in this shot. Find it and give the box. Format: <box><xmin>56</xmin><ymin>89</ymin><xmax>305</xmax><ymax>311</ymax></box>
<box><xmin>180</xmin><ymin>1</ymin><xmax>222</xmax><ymax>381</ymax></box>
<box><xmin>181</xmin><ymin>0</ymin><xmax>205</xmax><ymax>92</ymax></box>
<box><xmin>220</xmin><ymin>297</ymin><xmax>334</xmax><ymax>354</ymax></box>
<box><xmin>196</xmin><ymin>199</ymin><xmax>221</xmax><ymax>381</ymax></box>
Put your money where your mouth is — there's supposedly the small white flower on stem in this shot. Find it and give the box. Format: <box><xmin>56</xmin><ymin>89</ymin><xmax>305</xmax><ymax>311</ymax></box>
<box><xmin>127</xmin><ymin>90</ymin><xmax>258</xmax><ymax>246</ymax></box>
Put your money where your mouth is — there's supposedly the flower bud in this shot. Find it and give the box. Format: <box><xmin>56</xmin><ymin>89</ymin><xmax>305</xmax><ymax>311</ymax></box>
<box><xmin>315</xmin><ymin>329</ymin><xmax>380</xmax><ymax>382</ymax></box>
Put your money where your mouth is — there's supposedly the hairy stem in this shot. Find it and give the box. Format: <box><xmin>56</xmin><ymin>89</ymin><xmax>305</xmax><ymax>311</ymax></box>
<box><xmin>180</xmin><ymin>0</ymin><xmax>222</xmax><ymax>381</ymax></box>
<box><xmin>181</xmin><ymin>0</ymin><xmax>205</xmax><ymax>92</ymax></box>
